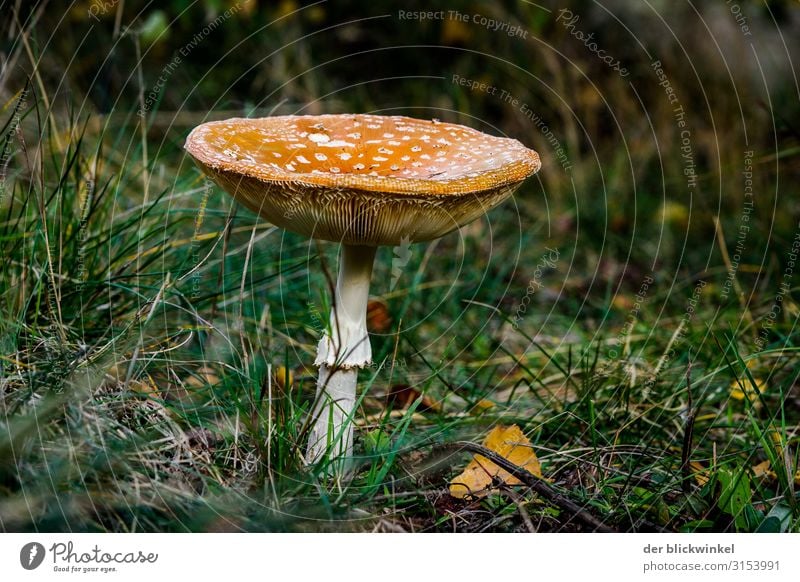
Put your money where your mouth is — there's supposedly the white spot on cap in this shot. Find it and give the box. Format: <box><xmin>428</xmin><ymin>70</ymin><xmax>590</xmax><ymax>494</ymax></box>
<box><xmin>309</xmin><ymin>133</ymin><xmax>330</xmax><ymax>143</ymax></box>
<box><xmin>319</xmin><ymin>139</ymin><xmax>355</xmax><ymax>148</ymax></box>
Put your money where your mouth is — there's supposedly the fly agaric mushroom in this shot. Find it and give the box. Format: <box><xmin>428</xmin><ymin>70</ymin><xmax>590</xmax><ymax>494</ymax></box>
<box><xmin>185</xmin><ymin>114</ymin><xmax>540</xmax><ymax>471</ymax></box>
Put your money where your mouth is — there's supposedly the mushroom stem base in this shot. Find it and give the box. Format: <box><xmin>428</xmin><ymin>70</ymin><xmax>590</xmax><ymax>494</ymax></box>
<box><xmin>305</xmin><ymin>364</ymin><xmax>357</xmax><ymax>469</ymax></box>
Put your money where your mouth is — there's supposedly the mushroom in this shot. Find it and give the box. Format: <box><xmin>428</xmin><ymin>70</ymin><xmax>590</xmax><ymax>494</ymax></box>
<box><xmin>184</xmin><ymin>114</ymin><xmax>540</xmax><ymax>472</ymax></box>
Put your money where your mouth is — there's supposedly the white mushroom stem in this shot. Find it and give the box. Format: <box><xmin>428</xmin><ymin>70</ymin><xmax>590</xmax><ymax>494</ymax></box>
<box><xmin>307</xmin><ymin>244</ymin><xmax>377</xmax><ymax>467</ymax></box>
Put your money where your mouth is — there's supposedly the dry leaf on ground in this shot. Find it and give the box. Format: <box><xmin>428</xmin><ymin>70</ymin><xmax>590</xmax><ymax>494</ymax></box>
<box><xmin>273</xmin><ymin>365</ymin><xmax>294</xmax><ymax>391</ymax></box>
<box><xmin>386</xmin><ymin>384</ymin><xmax>440</xmax><ymax>412</ymax></box>
<box><xmin>185</xmin><ymin>366</ymin><xmax>221</xmax><ymax>389</ymax></box>
<box><xmin>366</xmin><ymin>298</ymin><xmax>392</xmax><ymax>333</ymax></box>
<box><xmin>449</xmin><ymin>424</ymin><xmax>542</xmax><ymax>499</ymax></box>
<box><xmin>689</xmin><ymin>461</ymin><xmax>710</xmax><ymax>486</ymax></box>
<box><xmin>751</xmin><ymin>459</ymin><xmax>800</xmax><ymax>486</ymax></box>
<box><xmin>469</xmin><ymin>399</ymin><xmax>495</xmax><ymax>415</ymax></box>
<box><xmin>730</xmin><ymin>377</ymin><xmax>766</xmax><ymax>402</ymax></box>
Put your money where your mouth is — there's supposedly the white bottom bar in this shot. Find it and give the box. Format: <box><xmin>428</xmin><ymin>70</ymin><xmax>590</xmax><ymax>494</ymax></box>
<box><xmin>1</xmin><ymin>533</ymin><xmax>798</xmax><ymax>581</ymax></box>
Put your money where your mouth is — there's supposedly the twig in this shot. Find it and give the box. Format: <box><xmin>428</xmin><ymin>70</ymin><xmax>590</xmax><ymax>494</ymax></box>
<box><xmin>450</xmin><ymin>441</ymin><xmax>616</xmax><ymax>532</ymax></box>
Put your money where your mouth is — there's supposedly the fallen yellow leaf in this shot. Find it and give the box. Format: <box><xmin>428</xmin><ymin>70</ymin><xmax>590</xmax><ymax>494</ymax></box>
<box><xmin>366</xmin><ymin>299</ymin><xmax>392</xmax><ymax>333</ymax></box>
<box><xmin>470</xmin><ymin>399</ymin><xmax>495</xmax><ymax>415</ymax></box>
<box><xmin>386</xmin><ymin>384</ymin><xmax>441</xmax><ymax>413</ymax></box>
<box><xmin>689</xmin><ymin>461</ymin><xmax>710</xmax><ymax>486</ymax></box>
<box><xmin>449</xmin><ymin>425</ymin><xmax>542</xmax><ymax>499</ymax></box>
<box><xmin>129</xmin><ymin>375</ymin><xmax>159</xmax><ymax>397</ymax></box>
<box><xmin>769</xmin><ymin>430</ymin><xmax>785</xmax><ymax>447</ymax></box>
<box><xmin>273</xmin><ymin>365</ymin><xmax>294</xmax><ymax>391</ymax></box>
<box><xmin>730</xmin><ymin>377</ymin><xmax>766</xmax><ymax>402</ymax></box>
<box><xmin>751</xmin><ymin>459</ymin><xmax>800</xmax><ymax>485</ymax></box>
<box><xmin>185</xmin><ymin>366</ymin><xmax>220</xmax><ymax>389</ymax></box>
<box><xmin>752</xmin><ymin>460</ymin><xmax>774</xmax><ymax>480</ymax></box>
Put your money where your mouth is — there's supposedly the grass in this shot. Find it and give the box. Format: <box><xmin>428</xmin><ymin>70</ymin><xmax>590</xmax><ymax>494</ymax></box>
<box><xmin>1</xmin><ymin>88</ymin><xmax>798</xmax><ymax>533</ymax></box>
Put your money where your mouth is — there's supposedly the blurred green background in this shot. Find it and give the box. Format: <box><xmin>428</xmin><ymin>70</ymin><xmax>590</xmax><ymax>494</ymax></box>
<box><xmin>10</xmin><ymin>0</ymin><xmax>799</xmax><ymax>267</ymax></box>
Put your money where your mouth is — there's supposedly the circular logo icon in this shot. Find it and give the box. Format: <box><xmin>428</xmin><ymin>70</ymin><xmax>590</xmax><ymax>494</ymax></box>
<box><xmin>20</xmin><ymin>542</ymin><xmax>46</xmax><ymax>570</ymax></box>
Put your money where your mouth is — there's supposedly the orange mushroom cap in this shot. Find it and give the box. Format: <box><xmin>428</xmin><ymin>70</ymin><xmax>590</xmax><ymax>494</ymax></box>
<box><xmin>185</xmin><ymin>114</ymin><xmax>540</xmax><ymax>246</ymax></box>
